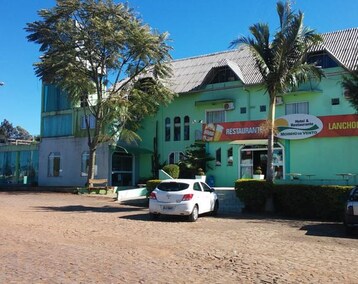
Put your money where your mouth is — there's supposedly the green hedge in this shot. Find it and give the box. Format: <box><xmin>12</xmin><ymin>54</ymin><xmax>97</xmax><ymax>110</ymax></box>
<box><xmin>235</xmin><ymin>180</ymin><xmax>273</xmax><ymax>212</ymax></box>
<box><xmin>235</xmin><ymin>180</ymin><xmax>352</xmax><ymax>221</ymax></box>
<box><xmin>273</xmin><ymin>184</ymin><xmax>351</xmax><ymax>221</ymax></box>
<box><xmin>146</xmin><ymin>179</ymin><xmax>162</xmax><ymax>196</ymax></box>
<box><xmin>162</xmin><ymin>164</ymin><xmax>180</xmax><ymax>178</ymax></box>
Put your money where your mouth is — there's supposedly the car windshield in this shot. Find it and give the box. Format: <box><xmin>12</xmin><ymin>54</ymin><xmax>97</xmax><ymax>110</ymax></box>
<box><xmin>157</xmin><ymin>182</ymin><xmax>190</xmax><ymax>192</ymax></box>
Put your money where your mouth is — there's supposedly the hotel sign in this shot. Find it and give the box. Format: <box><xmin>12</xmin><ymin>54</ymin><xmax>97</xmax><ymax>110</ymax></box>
<box><xmin>201</xmin><ymin>114</ymin><xmax>358</xmax><ymax>142</ymax></box>
<box><xmin>275</xmin><ymin>114</ymin><xmax>323</xmax><ymax>140</ymax></box>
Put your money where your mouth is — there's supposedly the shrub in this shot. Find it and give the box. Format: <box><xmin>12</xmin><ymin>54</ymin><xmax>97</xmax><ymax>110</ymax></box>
<box><xmin>235</xmin><ymin>180</ymin><xmax>352</xmax><ymax>221</ymax></box>
<box><xmin>274</xmin><ymin>184</ymin><xmax>351</xmax><ymax>221</ymax></box>
<box><xmin>162</xmin><ymin>164</ymin><xmax>180</xmax><ymax>179</ymax></box>
<box><xmin>235</xmin><ymin>179</ymin><xmax>273</xmax><ymax>212</ymax></box>
<box><xmin>146</xmin><ymin>179</ymin><xmax>162</xmax><ymax>196</ymax></box>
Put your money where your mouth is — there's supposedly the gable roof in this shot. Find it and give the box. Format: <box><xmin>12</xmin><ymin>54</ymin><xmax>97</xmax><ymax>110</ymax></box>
<box><xmin>168</xmin><ymin>28</ymin><xmax>358</xmax><ymax>94</ymax></box>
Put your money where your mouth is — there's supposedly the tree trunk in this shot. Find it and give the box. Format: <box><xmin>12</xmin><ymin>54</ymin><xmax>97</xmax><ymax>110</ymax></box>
<box><xmin>88</xmin><ymin>148</ymin><xmax>96</xmax><ymax>182</ymax></box>
<box><xmin>266</xmin><ymin>95</ymin><xmax>276</xmax><ymax>182</ymax></box>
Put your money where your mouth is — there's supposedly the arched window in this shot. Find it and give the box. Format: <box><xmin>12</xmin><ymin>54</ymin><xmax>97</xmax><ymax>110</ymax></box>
<box><xmin>215</xmin><ymin>148</ymin><xmax>221</xmax><ymax>166</ymax></box>
<box><xmin>184</xmin><ymin>116</ymin><xmax>190</xmax><ymax>140</ymax></box>
<box><xmin>48</xmin><ymin>152</ymin><xmax>61</xmax><ymax>177</ymax></box>
<box><xmin>165</xmin><ymin>117</ymin><xmax>171</xmax><ymax>141</ymax></box>
<box><xmin>174</xmin><ymin>117</ymin><xmax>181</xmax><ymax>141</ymax></box>
<box><xmin>168</xmin><ymin>151</ymin><xmax>184</xmax><ymax>164</ymax></box>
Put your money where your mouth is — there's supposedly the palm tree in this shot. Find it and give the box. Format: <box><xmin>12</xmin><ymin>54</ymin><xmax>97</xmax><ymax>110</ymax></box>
<box><xmin>342</xmin><ymin>70</ymin><xmax>358</xmax><ymax>111</ymax></box>
<box><xmin>231</xmin><ymin>1</ymin><xmax>324</xmax><ymax>182</ymax></box>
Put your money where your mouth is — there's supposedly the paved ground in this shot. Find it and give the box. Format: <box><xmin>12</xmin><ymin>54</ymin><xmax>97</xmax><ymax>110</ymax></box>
<box><xmin>0</xmin><ymin>191</ymin><xmax>357</xmax><ymax>283</ymax></box>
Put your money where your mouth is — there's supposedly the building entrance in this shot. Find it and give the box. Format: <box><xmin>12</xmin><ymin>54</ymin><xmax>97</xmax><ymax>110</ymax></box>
<box><xmin>111</xmin><ymin>152</ymin><xmax>134</xmax><ymax>186</ymax></box>
<box><xmin>240</xmin><ymin>144</ymin><xmax>284</xmax><ymax>179</ymax></box>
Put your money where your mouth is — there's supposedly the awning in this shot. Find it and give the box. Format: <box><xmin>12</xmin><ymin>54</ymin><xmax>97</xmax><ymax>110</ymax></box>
<box><xmin>195</xmin><ymin>98</ymin><xmax>234</xmax><ymax>106</ymax></box>
<box><xmin>229</xmin><ymin>139</ymin><xmax>268</xmax><ymax>145</ymax></box>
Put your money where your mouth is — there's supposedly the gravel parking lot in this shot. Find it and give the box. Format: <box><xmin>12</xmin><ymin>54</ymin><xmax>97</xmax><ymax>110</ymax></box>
<box><xmin>0</xmin><ymin>191</ymin><xmax>357</xmax><ymax>283</ymax></box>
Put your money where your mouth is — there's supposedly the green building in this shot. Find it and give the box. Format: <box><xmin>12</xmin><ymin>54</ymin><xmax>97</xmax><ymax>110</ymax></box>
<box><xmin>136</xmin><ymin>28</ymin><xmax>358</xmax><ymax>186</ymax></box>
<box><xmin>1</xmin><ymin>28</ymin><xmax>357</xmax><ymax>188</ymax></box>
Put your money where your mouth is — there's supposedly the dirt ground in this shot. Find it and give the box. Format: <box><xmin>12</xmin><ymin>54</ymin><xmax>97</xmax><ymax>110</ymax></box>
<box><xmin>0</xmin><ymin>191</ymin><xmax>357</xmax><ymax>283</ymax></box>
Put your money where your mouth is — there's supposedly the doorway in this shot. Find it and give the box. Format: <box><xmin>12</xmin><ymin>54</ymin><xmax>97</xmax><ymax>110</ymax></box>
<box><xmin>111</xmin><ymin>152</ymin><xmax>134</xmax><ymax>186</ymax></box>
<box><xmin>240</xmin><ymin>144</ymin><xmax>284</xmax><ymax>179</ymax></box>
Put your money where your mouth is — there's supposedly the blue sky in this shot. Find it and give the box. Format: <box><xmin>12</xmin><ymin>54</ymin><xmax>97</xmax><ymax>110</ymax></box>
<box><xmin>0</xmin><ymin>0</ymin><xmax>357</xmax><ymax>136</ymax></box>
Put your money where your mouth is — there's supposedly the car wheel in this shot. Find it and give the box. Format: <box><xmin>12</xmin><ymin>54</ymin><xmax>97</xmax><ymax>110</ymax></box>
<box><xmin>212</xmin><ymin>200</ymin><xmax>219</xmax><ymax>216</ymax></box>
<box><xmin>188</xmin><ymin>205</ymin><xmax>199</xmax><ymax>222</ymax></box>
<box><xmin>149</xmin><ymin>213</ymin><xmax>159</xmax><ymax>221</ymax></box>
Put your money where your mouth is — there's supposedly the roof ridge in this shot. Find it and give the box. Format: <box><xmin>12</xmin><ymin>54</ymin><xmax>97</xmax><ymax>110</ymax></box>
<box><xmin>171</xmin><ymin>47</ymin><xmax>245</xmax><ymax>63</ymax></box>
<box><xmin>321</xmin><ymin>27</ymin><xmax>358</xmax><ymax>36</ymax></box>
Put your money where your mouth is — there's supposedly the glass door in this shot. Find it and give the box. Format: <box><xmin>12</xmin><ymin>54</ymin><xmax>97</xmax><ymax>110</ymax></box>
<box><xmin>111</xmin><ymin>152</ymin><xmax>133</xmax><ymax>186</ymax></box>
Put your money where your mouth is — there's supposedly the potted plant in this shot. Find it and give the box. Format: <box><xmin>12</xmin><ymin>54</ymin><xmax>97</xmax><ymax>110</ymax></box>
<box><xmin>195</xmin><ymin>168</ymin><xmax>206</xmax><ymax>182</ymax></box>
<box><xmin>253</xmin><ymin>166</ymin><xmax>265</xmax><ymax>180</ymax></box>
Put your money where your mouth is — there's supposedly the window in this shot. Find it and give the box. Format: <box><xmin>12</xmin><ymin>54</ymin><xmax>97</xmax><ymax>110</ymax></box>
<box><xmin>193</xmin><ymin>182</ymin><xmax>202</xmax><ymax>191</ymax></box>
<box><xmin>81</xmin><ymin>152</ymin><xmax>89</xmax><ymax>176</ymax></box>
<box><xmin>81</xmin><ymin>115</ymin><xmax>95</xmax><ymax>129</ymax></box>
<box><xmin>260</xmin><ymin>105</ymin><xmax>266</xmax><ymax>112</ymax></box>
<box><xmin>285</xmin><ymin>102</ymin><xmax>309</xmax><ymax>114</ymax></box>
<box><xmin>215</xmin><ymin>148</ymin><xmax>221</xmax><ymax>166</ymax></box>
<box><xmin>165</xmin><ymin>117</ymin><xmax>171</xmax><ymax>141</ymax></box>
<box><xmin>174</xmin><ymin>117</ymin><xmax>181</xmax><ymax>141</ymax></box>
<box><xmin>184</xmin><ymin>116</ymin><xmax>190</xmax><ymax>140</ymax></box>
<box><xmin>43</xmin><ymin>114</ymin><xmax>72</xmax><ymax>137</ymax></box>
<box><xmin>201</xmin><ymin>182</ymin><xmax>212</xmax><ymax>192</ymax></box>
<box><xmin>43</xmin><ymin>85</ymin><xmax>71</xmax><ymax>112</ymax></box>
<box><xmin>48</xmin><ymin>152</ymin><xmax>61</xmax><ymax>177</ymax></box>
<box><xmin>209</xmin><ymin>67</ymin><xmax>239</xmax><ymax>84</ymax></box>
<box><xmin>240</xmin><ymin>107</ymin><xmax>247</xmax><ymax>114</ymax></box>
<box><xmin>81</xmin><ymin>152</ymin><xmax>97</xmax><ymax>177</ymax></box>
<box><xmin>307</xmin><ymin>53</ymin><xmax>338</xmax><ymax>69</ymax></box>
<box><xmin>227</xmin><ymin>147</ymin><xmax>233</xmax><ymax>166</ymax></box>
<box><xmin>168</xmin><ymin>151</ymin><xmax>184</xmax><ymax>164</ymax></box>
<box><xmin>206</xmin><ymin>110</ymin><xmax>225</xmax><ymax>123</ymax></box>
<box><xmin>331</xmin><ymin>98</ymin><xmax>340</xmax><ymax>105</ymax></box>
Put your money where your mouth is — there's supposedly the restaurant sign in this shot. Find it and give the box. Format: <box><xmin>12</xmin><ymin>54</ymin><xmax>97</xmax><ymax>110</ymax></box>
<box><xmin>201</xmin><ymin>114</ymin><xmax>358</xmax><ymax>142</ymax></box>
<box><xmin>275</xmin><ymin>114</ymin><xmax>323</xmax><ymax>140</ymax></box>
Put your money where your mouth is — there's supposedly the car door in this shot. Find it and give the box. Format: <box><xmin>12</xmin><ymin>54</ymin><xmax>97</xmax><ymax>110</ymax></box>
<box><xmin>199</xmin><ymin>182</ymin><xmax>214</xmax><ymax>213</ymax></box>
<box><xmin>193</xmin><ymin>182</ymin><xmax>205</xmax><ymax>213</ymax></box>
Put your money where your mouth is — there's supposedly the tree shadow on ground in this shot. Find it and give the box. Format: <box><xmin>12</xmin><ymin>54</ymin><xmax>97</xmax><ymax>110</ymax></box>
<box><xmin>217</xmin><ymin>212</ymin><xmax>358</xmax><ymax>239</ymax></box>
<box><xmin>300</xmin><ymin>223</ymin><xmax>358</xmax><ymax>239</ymax></box>
<box><xmin>33</xmin><ymin>205</ymin><xmax>147</xmax><ymax>214</ymax></box>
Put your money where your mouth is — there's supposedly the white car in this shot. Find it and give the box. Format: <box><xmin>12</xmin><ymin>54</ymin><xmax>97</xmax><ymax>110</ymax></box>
<box><xmin>344</xmin><ymin>186</ymin><xmax>358</xmax><ymax>235</ymax></box>
<box><xmin>149</xmin><ymin>179</ymin><xmax>219</xmax><ymax>222</ymax></box>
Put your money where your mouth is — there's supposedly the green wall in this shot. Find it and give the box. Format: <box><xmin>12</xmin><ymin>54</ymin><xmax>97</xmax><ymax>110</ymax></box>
<box><xmin>137</xmin><ymin>65</ymin><xmax>358</xmax><ymax>187</ymax></box>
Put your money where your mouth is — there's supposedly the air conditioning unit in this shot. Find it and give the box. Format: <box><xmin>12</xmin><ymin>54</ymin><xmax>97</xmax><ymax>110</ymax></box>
<box><xmin>275</xmin><ymin>96</ymin><xmax>284</xmax><ymax>105</ymax></box>
<box><xmin>223</xmin><ymin>102</ymin><xmax>235</xmax><ymax>110</ymax></box>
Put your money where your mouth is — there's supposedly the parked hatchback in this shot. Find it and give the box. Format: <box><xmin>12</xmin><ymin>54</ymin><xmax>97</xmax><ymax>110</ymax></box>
<box><xmin>344</xmin><ymin>186</ymin><xmax>358</xmax><ymax>235</ymax></box>
<box><xmin>149</xmin><ymin>179</ymin><xmax>219</xmax><ymax>222</ymax></box>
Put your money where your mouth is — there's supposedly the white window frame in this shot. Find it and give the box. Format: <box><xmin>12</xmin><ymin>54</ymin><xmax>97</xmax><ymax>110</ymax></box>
<box><xmin>285</xmin><ymin>101</ymin><xmax>309</xmax><ymax>114</ymax></box>
<box><xmin>80</xmin><ymin>151</ymin><xmax>97</xmax><ymax>177</ymax></box>
<box><xmin>48</xmin><ymin>152</ymin><xmax>61</xmax><ymax>177</ymax></box>
<box><xmin>205</xmin><ymin>108</ymin><xmax>226</xmax><ymax>124</ymax></box>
